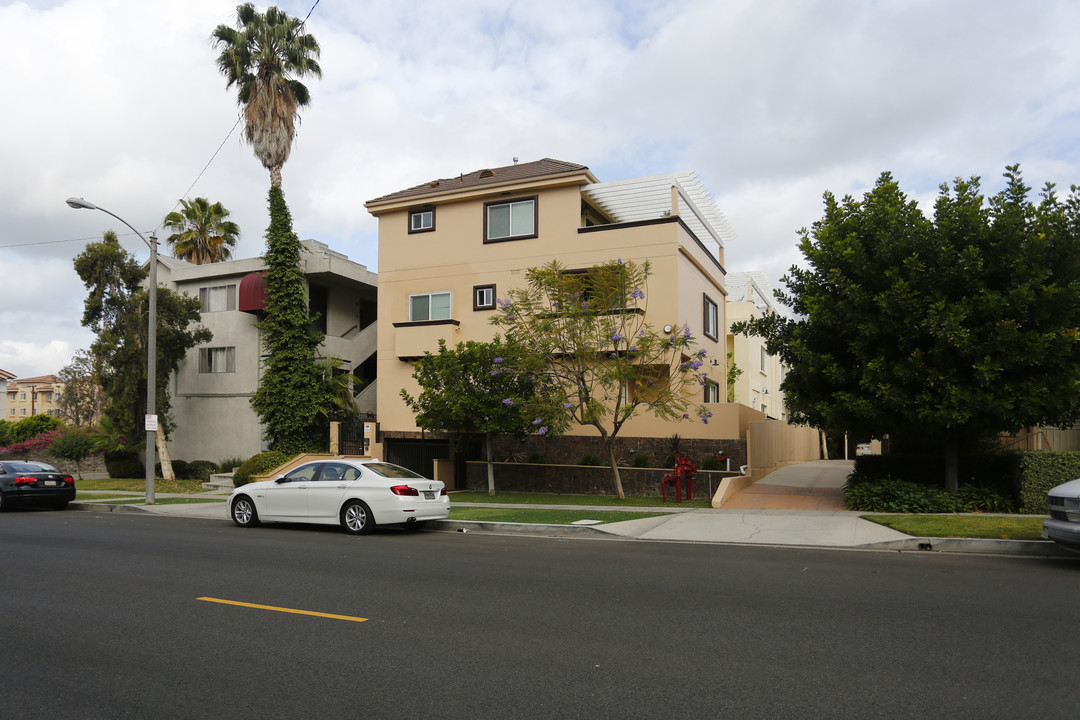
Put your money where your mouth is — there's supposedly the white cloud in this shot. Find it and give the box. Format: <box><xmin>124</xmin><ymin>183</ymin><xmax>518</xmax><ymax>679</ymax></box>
<box><xmin>0</xmin><ymin>0</ymin><xmax>1078</xmax><ymax>376</ymax></box>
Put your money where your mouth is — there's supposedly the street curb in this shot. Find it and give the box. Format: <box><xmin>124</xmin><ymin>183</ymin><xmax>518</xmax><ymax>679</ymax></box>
<box><xmin>70</xmin><ymin>502</ymin><xmax>148</xmax><ymax>514</ymax></box>
<box><xmin>863</xmin><ymin>536</ymin><xmax>1072</xmax><ymax>557</ymax></box>
<box><xmin>436</xmin><ymin>519</ymin><xmax>1072</xmax><ymax>556</ymax></box>
<box><xmin>432</xmin><ymin>519</ymin><xmax>612</xmax><ymax>538</ymax></box>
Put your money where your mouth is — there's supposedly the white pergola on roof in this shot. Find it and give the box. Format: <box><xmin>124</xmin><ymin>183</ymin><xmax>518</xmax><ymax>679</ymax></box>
<box><xmin>582</xmin><ymin>172</ymin><xmax>737</xmax><ymax>255</ymax></box>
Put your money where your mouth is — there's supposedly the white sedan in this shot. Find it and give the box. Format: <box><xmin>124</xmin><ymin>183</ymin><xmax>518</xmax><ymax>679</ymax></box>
<box><xmin>228</xmin><ymin>459</ymin><xmax>449</xmax><ymax>534</ymax></box>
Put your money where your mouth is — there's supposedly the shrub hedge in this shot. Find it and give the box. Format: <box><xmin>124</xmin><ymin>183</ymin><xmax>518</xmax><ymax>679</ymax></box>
<box><xmin>233</xmin><ymin>451</ymin><xmax>294</xmax><ymax>487</ymax></box>
<box><xmin>186</xmin><ymin>460</ymin><xmax>219</xmax><ymax>483</ymax></box>
<box><xmin>1016</xmin><ymin>451</ymin><xmax>1080</xmax><ymax>514</ymax></box>
<box><xmin>106</xmin><ymin>455</ymin><xmax>144</xmax><ymax>479</ymax></box>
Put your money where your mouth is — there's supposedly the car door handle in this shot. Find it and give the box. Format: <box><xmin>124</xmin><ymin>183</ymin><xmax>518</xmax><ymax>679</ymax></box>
<box><xmin>337</xmin><ymin>484</ymin><xmax>346</xmax><ymax>489</ymax></box>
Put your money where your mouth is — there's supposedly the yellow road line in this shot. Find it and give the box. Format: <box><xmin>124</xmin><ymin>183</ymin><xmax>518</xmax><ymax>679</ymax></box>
<box><xmin>197</xmin><ymin>597</ymin><xmax>367</xmax><ymax>623</ymax></box>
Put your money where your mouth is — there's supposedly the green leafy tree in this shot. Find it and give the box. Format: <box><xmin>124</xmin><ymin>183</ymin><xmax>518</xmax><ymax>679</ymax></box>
<box><xmin>491</xmin><ymin>259</ymin><xmax>710</xmax><ymax>498</ymax></box>
<box><xmin>725</xmin><ymin>352</ymin><xmax>742</xmax><ymax>403</ymax></box>
<box><xmin>57</xmin><ymin>349</ymin><xmax>104</xmax><ymax>427</ymax></box>
<box><xmin>74</xmin><ymin>232</ymin><xmax>212</xmax><ymax>446</ymax></box>
<box><xmin>249</xmin><ymin>187</ymin><xmax>325</xmax><ymax>454</ymax></box>
<box><xmin>50</xmin><ymin>430</ymin><xmax>96</xmax><ymax>480</ymax></box>
<box><xmin>401</xmin><ymin>337</ymin><xmax>567</xmax><ymax>495</ymax></box>
<box><xmin>212</xmin><ymin>3</ymin><xmax>322</xmax><ymax>189</ymax></box>
<box><xmin>316</xmin><ymin>356</ymin><xmax>364</xmax><ymax>420</ymax></box>
<box><xmin>163</xmin><ymin>197</ymin><xmax>240</xmax><ymax>264</ymax></box>
<box><xmin>736</xmin><ymin>166</ymin><xmax>1080</xmax><ymax>491</ymax></box>
<box><xmin>8</xmin><ymin>414</ymin><xmax>62</xmax><ymax>445</ymax></box>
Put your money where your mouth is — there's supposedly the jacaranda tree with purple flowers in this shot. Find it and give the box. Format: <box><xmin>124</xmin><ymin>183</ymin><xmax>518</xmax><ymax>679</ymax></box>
<box><xmin>401</xmin><ymin>337</ymin><xmax>567</xmax><ymax>495</ymax></box>
<box><xmin>491</xmin><ymin>258</ymin><xmax>710</xmax><ymax>499</ymax></box>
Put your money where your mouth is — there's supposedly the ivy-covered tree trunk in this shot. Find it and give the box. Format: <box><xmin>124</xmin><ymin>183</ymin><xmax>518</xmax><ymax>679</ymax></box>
<box><xmin>485</xmin><ymin>432</ymin><xmax>496</xmax><ymax>496</ymax></box>
<box><xmin>250</xmin><ymin>185</ymin><xmax>325</xmax><ymax>455</ymax></box>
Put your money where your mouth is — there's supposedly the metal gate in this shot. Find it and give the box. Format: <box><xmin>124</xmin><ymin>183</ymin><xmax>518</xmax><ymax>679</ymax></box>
<box><xmin>339</xmin><ymin>417</ymin><xmax>366</xmax><ymax>456</ymax></box>
<box><xmin>384</xmin><ymin>438</ymin><xmax>450</xmax><ymax>479</ymax></box>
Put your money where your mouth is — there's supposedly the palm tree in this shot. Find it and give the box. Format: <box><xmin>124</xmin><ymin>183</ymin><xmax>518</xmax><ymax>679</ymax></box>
<box><xmin>212</xmin><ymin>3</ymin><xmax>322</xmax><ymax>188</ymax></box>
<box><xmin>163</xmin><ymin>198</ymin><xmax>240</xmax><ymax>264</ymax></box>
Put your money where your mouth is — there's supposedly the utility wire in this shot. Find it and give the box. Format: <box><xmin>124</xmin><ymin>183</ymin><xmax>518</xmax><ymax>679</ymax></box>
<box><xmin>8</xmin><ymin>0</ymin><xmax>323</xmax><ymax>252</ymax></box>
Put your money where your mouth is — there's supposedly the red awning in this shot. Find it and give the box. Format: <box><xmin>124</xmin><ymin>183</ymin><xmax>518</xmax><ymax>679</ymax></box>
<box><xmin>238</xmin><ymin>272</ymin><xmax>268</xmax><ymax>313</ymax></box>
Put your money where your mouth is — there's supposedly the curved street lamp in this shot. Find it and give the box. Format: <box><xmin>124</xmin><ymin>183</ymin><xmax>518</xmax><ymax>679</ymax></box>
<box><xmin>66</xmin><ymin>197</ymin><xmax>158</xmax><ymax>504</ymax></box>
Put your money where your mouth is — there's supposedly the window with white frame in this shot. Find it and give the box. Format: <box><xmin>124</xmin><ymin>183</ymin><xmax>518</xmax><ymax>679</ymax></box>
<box><xmin>199</xmin><ymin>346</ymin><xmax>236</xmax><ymax>374</ymax></box>
<box><xmin>409</xmin><ymin>207</ymin><xmax>435</xmax><ymax>233</ymax></box>
<box><xmin>409</xmin><ymin>292</ymin><xmax>452</xmax><ymax>322</ymax></box>
<box><xmin>760</xmin><ymin>346</ymin><xmax>767</xmax><ymax>372</ymax></box>
<box><xmin>704</xmin><ymin>379</ymin><xmax>720</xmax><ymax>404</ymax></box>
<box><xmin>473</xmin><ymin>284</ymin><xmax>495</xmax><ymax>311</ymax></box>
<box><xmin>703</xmin><ymin>294</ymin><xmax>718</xmax><ymax>341</ymax></box>
<box><xmin>19</xmin><ymin>391</ymin><xmax>26</xmax><ymax>400</ymax></box>
<box><xmin>200</xmin><ymin>284</ymin><xmax>237</xmax><ymax>313</ymax></box>
<box><xmin>485</xmin><ymin>197</ymin><xmax>537</xmax><ymax>241</ymax></box>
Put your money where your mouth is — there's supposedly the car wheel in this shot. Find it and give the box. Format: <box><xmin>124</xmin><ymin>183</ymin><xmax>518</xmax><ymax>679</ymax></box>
<box><xmin>53</xmin><ymin>501</ymin><xmax>69</xmax><ymax>511</ymax></box>
<box><xmin>231</xmin><ymin>496</ymin><xmax>260</xmax><ymax>528</ymax></box>
<box><xmin>341</xmin><ymin>500</ymin><xmax>374</xmax><ymax>535</ymax></box>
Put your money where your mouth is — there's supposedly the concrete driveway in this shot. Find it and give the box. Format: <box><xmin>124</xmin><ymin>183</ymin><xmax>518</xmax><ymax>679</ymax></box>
<box><xmin>721</xmin><ymin>460</ymin><xmax>853</xmax><ymax>511</ymax></box>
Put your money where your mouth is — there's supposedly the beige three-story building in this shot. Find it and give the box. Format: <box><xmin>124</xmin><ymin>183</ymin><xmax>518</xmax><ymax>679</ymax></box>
<box><xmin>366</xmin><ymin>158</ymin><xmax>766</xmax><ymax>472</ymax></box>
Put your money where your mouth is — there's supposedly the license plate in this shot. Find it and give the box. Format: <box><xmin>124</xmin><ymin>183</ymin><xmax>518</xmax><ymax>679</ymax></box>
<box><xmin>44</xmin><ymin>480</ymin><xmax>57</xmax><ymax>486</ymax></box>
<box><xmin>423</xmin><ymin>491</ymin><xmax>435</xmax><ymax>500</ymax></box>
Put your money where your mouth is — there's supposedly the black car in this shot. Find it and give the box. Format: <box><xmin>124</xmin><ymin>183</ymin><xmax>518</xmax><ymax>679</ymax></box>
<box><xmin>0</xmin><ymin>461</ymin><xmax>76</xmax><ymax>511</ymax></box>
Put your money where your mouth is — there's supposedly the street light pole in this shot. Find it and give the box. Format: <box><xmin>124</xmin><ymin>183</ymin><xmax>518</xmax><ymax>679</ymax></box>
<box><xmin>66</xmin><ymin>197</ymin><xmax>158</xmax><ymax>504</ymax></box>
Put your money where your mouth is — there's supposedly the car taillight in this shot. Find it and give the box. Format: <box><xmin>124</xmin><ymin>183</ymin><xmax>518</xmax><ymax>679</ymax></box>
<box><xmin>390</xmin><ymin>485</ymin><xmax>420</xmax><ymax>496</ymax></box>
<box><xmin>13</xmin><ymin>476</ymin><xmax>37</xmax><ymax>485</ymax></box>
<box><xmin>440</xmin><ymin>487</ymin><xmax>447</xmax><ymax>496</ymax></box>
<box><xmin>63</xmin><ymin>476</ymin><xmax>74</xmax><ymax>485</ymax></box>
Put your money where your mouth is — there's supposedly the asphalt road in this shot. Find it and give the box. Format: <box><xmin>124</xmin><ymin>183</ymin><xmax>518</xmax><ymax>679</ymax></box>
<box><xmin>2</xmin><ymin>510</ymin><xmax>1079</xmax><ymax>719</ymax></box>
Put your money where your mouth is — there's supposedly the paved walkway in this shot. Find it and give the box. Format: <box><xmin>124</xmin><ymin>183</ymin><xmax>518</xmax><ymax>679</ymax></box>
<box><xmin>721</xmin><ymin>460</ymin><xmax>852</xmax><ymax>511</ymax></box>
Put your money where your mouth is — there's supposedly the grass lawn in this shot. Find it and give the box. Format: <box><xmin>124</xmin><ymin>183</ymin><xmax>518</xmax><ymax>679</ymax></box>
<box><xmin>862</xmin><ymin>514</ymin><xmax>1047</xmax><ymax>541</ymax></box>
<box><xmin>449</xmin><ymin>490</ymin><xmax>711</xmax><ymax>508</ymax></box>
<box><xmin>75</xmin><ymin>493</ymin><xmax>130</xmax><ymax>501</ymax></box>
<box><xmin>449</xmin><ymin>507</ymin><xmax>668</xmax><ymax>524</ymax></box>
<box><xmin>77</xmin><ymin>478</ymin><xmax>209</xmax><ymax>494</ymax></box>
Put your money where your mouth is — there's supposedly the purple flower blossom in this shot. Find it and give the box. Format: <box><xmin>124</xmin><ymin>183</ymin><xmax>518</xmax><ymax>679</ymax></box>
<box><xmin>563</xmin><ymin>402</ymin><xmax>574</xmax><ymax>409</ymax></box>
<box><xmin>683</xmin><ymin>327</ymin><xmax>692</xmax><ymax>339</ymax></box>
<box><xmin>611</xmin><ymin>333</ymin><xmax>624</xmax><ymax>343</ymax></box>
<box><xmin>689</xmin><ymin>360</ymin><xmax>703</xmax><ymax>370</ymax></box>
<box><xmin>537</xmin><ymin>426</ymin><xmax>548</xmax><ymax>435</ymax></box>
<box><xmin>493</xmin><ymin>357</ymin><xmax>504</xmax><ymax>364</ymax></box>
<box><xmin>682</xmin><ymin>413</ymin><xmax>690</xmax><ymax>419</ymax></box>
<box><xmin>616</xmin><ymin>258</ymin><xmax>624</xmax><ymax>265</ymax></box>
<box><xmin>491</xmin><ymin>369</ymin><xmax>502</xmax><ymax>376</ymax></box>
<box><xmin>502</xmin><ymin>398</ymin><xmax>514</xmax><ymax>406</ymax></box>
<box><xmin>532</xmin><ymin>417</ymin><xmax>543</xmax><ymax>425</ymax></box>
<box><xmin>630</xmin><ymin>288</ymin><xmax>645</xmax><ymax>300</ymax></box>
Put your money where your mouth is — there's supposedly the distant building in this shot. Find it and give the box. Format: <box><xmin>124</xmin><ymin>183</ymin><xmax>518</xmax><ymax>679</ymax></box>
<box><xmin>5</xmin><ymin>374</ymin><xmax>63</xmax><ymax>419</ymax></box>
<box><xmin>155</xmin><ymin>239</ymin><xmax>378</xmax><ymax>462</ymax></box>
<box><xmin>725</xmin><ymin>271</ymin><xmax>789</xmax><ymax>420</ymax></box>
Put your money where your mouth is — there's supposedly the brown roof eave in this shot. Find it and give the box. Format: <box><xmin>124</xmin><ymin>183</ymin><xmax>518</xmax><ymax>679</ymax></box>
<box><xmin>365</xmin><ymin>170</ymin><xmax>597</xmax><ymax>215</ymax></box>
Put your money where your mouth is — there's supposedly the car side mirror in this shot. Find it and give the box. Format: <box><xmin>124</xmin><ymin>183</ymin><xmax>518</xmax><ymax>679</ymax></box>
<box><xmin>274</xmin><ymin>475</ymin><xmax>288</xmax><ymax>483</ymax></box>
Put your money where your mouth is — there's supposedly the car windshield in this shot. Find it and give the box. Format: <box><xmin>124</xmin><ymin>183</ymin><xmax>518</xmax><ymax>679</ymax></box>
<box><xmin>363</xmin><ymin>462</ymin><xmax>425</xmax><ymax>479</ymax></box>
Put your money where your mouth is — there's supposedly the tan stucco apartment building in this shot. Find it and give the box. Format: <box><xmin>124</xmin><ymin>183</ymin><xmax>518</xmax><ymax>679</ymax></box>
<box><xmin>366</xmin><ymin>158</ymin><xmax>766</xmax><ymax>472</ymax></box>
<box><xmin>725</xmin><ymin>271</ymin><xmax>789</xmax><ymax>420</ymax></box>
<box><xmin>5</xmin><ymin>374</ymin><xmax>63</xmax><ymax>419</ymax></box>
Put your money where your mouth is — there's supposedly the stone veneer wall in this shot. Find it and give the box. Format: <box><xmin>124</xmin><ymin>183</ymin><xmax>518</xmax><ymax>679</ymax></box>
<box><xmin>0</xmin><ymin>449</ymin><xmax>106</xmax><ymax>477</ymax></box>
<box><xmin>465</xmin><ymin>461</ymin><xmax>736</xmax><ymax>498</ymax></box>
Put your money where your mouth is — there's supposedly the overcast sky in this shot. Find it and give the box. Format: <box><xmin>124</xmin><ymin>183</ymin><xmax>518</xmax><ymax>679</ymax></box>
<box><xmin>2</xmin><ymin>0</ymin><xmax>1078</xmax><ymax>379</ymax></box>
